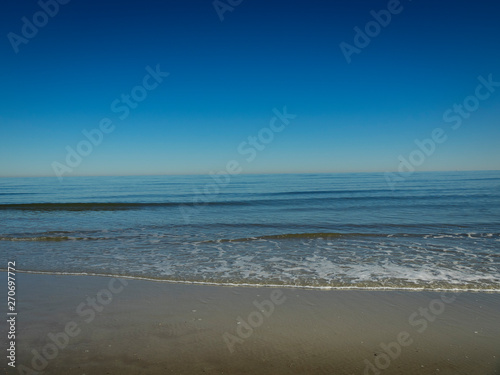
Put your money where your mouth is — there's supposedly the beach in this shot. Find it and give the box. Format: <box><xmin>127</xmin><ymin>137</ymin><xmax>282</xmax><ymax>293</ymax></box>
<box><xmin>4</xmin><ymin>272</ymin><xmax>500</xmax><ymax>374</ymax></box>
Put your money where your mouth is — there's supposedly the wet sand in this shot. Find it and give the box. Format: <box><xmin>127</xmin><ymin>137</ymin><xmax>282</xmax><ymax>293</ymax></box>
<box><xmin>2</xmin><ymin>272</ymin><xmax>500</xmax><ymax>374</ymax></box>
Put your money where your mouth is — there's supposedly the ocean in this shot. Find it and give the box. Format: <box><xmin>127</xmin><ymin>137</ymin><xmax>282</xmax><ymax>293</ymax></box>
<box><xmin>1</xmin><ymin>171</ymin><xmax>499</xmax><ymax>291</ymax></box>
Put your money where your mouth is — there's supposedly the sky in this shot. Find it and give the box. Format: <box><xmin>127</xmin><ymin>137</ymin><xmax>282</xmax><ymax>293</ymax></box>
<box><xmin>1</xmin><ymin>0</ymin><xmax>500</xmax><ymax>178</ymax></box>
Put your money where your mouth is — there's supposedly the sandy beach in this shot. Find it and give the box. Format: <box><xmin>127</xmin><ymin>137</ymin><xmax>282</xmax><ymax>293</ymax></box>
<box><xmin>1</xmin><ymin>272</ymin><xmax>499</xmax><ymax>374</ymax></box>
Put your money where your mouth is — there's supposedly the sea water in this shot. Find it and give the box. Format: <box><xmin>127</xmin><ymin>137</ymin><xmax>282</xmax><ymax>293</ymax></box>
<box><xmin>1</xmin><ymin>171</ymin><xmax>499</xmax><ymax>291</ymax></box>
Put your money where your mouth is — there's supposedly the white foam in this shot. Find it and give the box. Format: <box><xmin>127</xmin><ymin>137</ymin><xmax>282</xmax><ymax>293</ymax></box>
<box><xmin>3</xmin><ymin>269</ymin><xmax>500</xmax><ymax>294</ymax></box>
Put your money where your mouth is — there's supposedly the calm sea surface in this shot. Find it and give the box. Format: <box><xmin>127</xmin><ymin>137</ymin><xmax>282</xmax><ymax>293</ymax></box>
<box><xmin>1</xmin><ymin>171</ymin><xmax>499</xmax><ymax>291</ymax></box>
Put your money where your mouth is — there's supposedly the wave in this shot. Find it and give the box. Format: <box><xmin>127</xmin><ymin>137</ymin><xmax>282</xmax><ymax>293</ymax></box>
<box><xmin>0</xmin><ymin>231</ymin><xmax>372</xmax><ymax>242</ymax></box>
<box><xmin>0</xmin><ymin>236</ymin><xmax>104</xmax><ymax>241</ymax></box>
<box><xmin>198</xmin><ymin>232</ymin><xmax>499</xmax><ymax>244</ymax></box>
<box><xmin>0</xmin><ymin>201</ymin><xmax>251</xmax><ymax>211</ymax></box>
<box><xmin>2</xmin><ymin>230</ymin><xmax>498</xmax><ymax>242</ymax></box>
<box><xmin>208</xmin><ymin>232</ymin><xmax>380</xmax><ymax>242</ymax></box>
<box><xmin>2</xmin><ymin>192</ymin><xmax>498</xmax><ymax>211</ymax></box>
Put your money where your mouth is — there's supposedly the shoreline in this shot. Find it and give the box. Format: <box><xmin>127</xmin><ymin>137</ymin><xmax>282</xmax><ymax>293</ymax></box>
<box><xmin>2</xmin><ymin>272</ymin><xmax>500</xmax><ymax>374</ymax></box>
<box><xmin>3</xmin><ymin>269</ymin><xmax>500</xmax><ymax>294</ymax></box>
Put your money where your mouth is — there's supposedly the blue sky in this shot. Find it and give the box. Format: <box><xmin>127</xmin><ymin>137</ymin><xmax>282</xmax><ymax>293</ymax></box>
<box><xmin>1</xmin><ymin>0</ymin><xmax>500</xmax><ymax>177</ymax></box>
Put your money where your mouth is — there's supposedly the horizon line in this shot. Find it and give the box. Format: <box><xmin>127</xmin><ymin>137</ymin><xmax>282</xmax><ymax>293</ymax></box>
<box><xmin>1</xmin><ymin>168</ymin><xmax>499</xmax><ymax>179</ymax></box>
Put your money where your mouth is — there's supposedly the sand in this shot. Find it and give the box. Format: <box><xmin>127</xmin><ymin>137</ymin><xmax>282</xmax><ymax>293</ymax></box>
<box><xmin>1</xmin><ymin>272</ymin><xmax>500</xmax><ymax>374</ymax></box>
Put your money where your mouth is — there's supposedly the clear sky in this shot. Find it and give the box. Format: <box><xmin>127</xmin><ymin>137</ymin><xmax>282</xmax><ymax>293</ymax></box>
<box><xmin>1</xmin><ymin>0</ymin><xmax>500</xmax><ymax>178</ymax></box>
